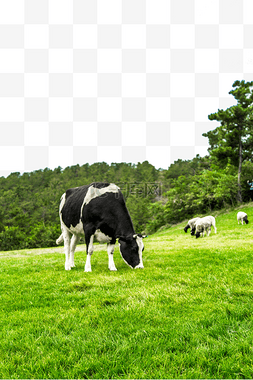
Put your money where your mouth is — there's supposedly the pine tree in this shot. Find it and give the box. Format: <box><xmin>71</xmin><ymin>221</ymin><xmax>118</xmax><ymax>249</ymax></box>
<box><xmin>203</xmin><ymin>80</ymin><xmax>253</xmax><ymax>202</ymax></box>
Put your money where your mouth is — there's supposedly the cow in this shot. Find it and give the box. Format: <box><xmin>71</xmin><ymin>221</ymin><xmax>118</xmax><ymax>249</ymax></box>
<box><xmin>56</xmin><ymin>182</ymin><xmax>145</xmax><ymax>272</ymax></box>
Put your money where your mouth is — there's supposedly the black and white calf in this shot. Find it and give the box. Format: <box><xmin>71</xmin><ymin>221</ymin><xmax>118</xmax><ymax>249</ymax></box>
<box><xmin>184</xmin><ymin>217</ymin><xmax>200</xmax><ymax>235</ymax></box>
<box><xmin>237</xmin><ymin>211</ymin><xmax>249</xmax><ymax>225</ymax></box>
<box><xmin>56</xmin><ymin>182</ymin><xmax>145</xmax><ymax>271</ymax></box>
<box><xmin>195</xmin><ymin>216</ymin><xmax>217</xmax><ymax>238</ymax></box>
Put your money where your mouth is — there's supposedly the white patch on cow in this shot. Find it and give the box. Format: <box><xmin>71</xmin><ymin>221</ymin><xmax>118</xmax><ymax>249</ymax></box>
<box><xmin>59</xmin><ymin>193</ymin><xmax>66</xmax><ymax>212</ymax></box>
<box><xmin>94</xmin><ymin>229</ymin><xmax>111</xmax><ymax>244</ymax></box>
<box><xmin>80</xmin><ymin>183</ymin><xmax>120</xmax><ymax>218</ymax></box>
<box><xmin>56</xmin><ymin>233</ymin><xmax>79</xmax><ymax>268</ymax></box>
<box><xmin>59</xmin><ymin>193</ymin><xmax>66</xmax><ymax>226</ymax></box>
<box><xmin>85</xmin><ymin>254</ymin><xmax>91</xmax><ymax>272</ymax></box>
<box><xmin>107</xmin><ymin>244</ymin><xmax>117</xmax><ymax>271</ymax></box>
<box><xmin>85</xmin><ymin>235</ymin><xmax>94</xmax><ymax>272</ymax></box>
<box><xmin>135</xmin><ymin>235</ymin><xmax>144</xmax><ymax>269</ymax></box>
<box><xmin>59</xmin><ymin>191</ymin><xmax>85</xmax><ymax>236</ymax></box>
<box><xmin>87</xmin><ymin>234</ymin><xmax>94</xmax><ymax>255</ymax></box>
<box><xmin>69</xmin><ymin>220</ymin><xmax>84</xmax><ymax>235</ymax></box>
<box><xmin>61</xmin><ymin>225</ymin><xmax>71</xmax><ymax>270</ymax></box>
<box><xmin>69</xmin><ymin>234</ymin><xmax>79</xmax><ymax>267</ymax></box>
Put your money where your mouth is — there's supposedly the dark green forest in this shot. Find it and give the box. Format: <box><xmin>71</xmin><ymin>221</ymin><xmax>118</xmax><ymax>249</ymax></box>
<box><xmin>0</xmin><ymin>157</ymin><xmax>253</xmax><ymax>251</ymax></box>
<box><xmin>1</xmin><ymin>80</ymin><xmax>253</xmax><ymax>251</ymax></box>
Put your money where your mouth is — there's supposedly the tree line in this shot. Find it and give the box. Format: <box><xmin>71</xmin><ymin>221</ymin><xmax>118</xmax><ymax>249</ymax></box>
<box><xmin>0</xmin><ymin>157</ymin><xmax>252</xmax><ymax>251</ymax></box>
<box><xmin>0</xmin><ymin>80</ymin><xmax>253</xmax><ymax>251</ymax></box>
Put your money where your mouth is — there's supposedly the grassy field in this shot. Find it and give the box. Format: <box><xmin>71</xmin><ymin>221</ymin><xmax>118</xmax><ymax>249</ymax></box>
<box><xmin>1</xmin><ymin>204</ymin><xmax>253</xmax><ymax>379</ymax></box>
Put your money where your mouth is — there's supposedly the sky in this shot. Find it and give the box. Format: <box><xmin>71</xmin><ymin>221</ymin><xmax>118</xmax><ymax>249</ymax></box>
<box><xmin>0</xmin><ymin>0</ymin><xmax>252</xmax><ymax>178</ymax></box>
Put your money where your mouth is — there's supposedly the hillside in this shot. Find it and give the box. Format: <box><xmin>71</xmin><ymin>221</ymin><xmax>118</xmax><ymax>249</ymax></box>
<box><xmin>0</xmin><ymin>205</ymin><xmax>253</xmax><ymax>378</ymax></box>
<box><xmin>1</xmin><ymin>157</ymin><xmax>253</xmax><ymax>251</ymax></box>
<box><xmin>153</xmin><ymin>202</ymin><xmax>253</xmax><ymax>252</ymax></box>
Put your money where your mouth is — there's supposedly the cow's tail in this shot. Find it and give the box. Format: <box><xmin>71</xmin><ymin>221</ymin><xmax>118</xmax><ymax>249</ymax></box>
<box><xmin>57</xmin><ymin>193</ymin><xmax>66</xmax><ymax>245</ymax></box>
<box><xmin>56</xmin><ymin>233</ymin><xmax>64</xmax><ymax>245</ymax></box>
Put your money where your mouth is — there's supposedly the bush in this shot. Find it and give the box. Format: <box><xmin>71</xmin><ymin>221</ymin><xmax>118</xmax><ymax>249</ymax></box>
<box><xmin>146</xmin><ymin>201</ymin><xmax>167</xmax><ymax>234</ymax></box>
<box><xmin>126</xmin><ymin>195</ymin><xmax>151</xmax><ymax>234</ymax></box>
<box><xmin>25</xmin><ymin>223</ymin><xmax>61</xmax><ymax>249</ymax></box>
<box><xmin>0</xmin><ymin>226</ymin><xmax>26</xmax><ymax>251</ymax></box>
<box><xmin>0</xmin><ymin>223</ymin><xmax>61</xmax><ymax>251</ymax></box>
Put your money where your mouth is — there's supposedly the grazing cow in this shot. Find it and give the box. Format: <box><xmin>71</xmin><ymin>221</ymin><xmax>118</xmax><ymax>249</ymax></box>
<box><xmin>184</xmin><ymin>217</ymin><xmax>200</xmax><ymax>235</ymax></box>
<box><xmin>237</xmin><ymin>211</ymin><xmax>249</xmax><ymax>225</ymax></box>
<box><xmin>195</xmin><ymin>216</ymin><xmax>217</xmax><ymax>238</ymax></box>
<box><xmin>56</xmin><ymin>182</ymin><xmax>145</xmax><ymax>272</ymax></box>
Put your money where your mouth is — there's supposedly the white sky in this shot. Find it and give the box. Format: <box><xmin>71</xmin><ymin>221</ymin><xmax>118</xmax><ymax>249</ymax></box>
<box><xmin>0</xmin><ymin>0</ymin><xmax>252</xmax><ymax>177</ymax></box>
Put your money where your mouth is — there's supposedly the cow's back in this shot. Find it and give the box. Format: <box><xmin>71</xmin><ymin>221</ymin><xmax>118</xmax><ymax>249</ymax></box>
<box><xmin>82</xmin><ymin>188</ymin><xmax>133</xmax><ymax>238</ymax></box>
<box><xmin>60</xmin><ymin>182</ymin><xmax>111</xmax><ymax>228</ymax></box>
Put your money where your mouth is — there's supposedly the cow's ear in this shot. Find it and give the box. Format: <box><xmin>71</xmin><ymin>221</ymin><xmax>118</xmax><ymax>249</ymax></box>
<box><xmin>133</xmin><ymin>234</ymin><xmax>147</xmax><ymax>239</ymax></box>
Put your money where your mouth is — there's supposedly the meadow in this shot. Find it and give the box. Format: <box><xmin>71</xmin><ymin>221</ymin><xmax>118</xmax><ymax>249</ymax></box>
<box><xmin>1</xmin><ymin>204</ymin><xmax>253</xmax><ymax>379</ymax></box>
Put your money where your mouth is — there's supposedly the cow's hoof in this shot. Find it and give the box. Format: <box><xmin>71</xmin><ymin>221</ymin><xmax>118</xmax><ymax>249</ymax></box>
<box><xmin>109</xmin><ymin>267</ymin><xmax>117</xmax><ymax>271</ymax></box>
<box><xmin>85</xmin><ymin>268</ymin><xmax>92</xmax><ymax>272</ymax></box>
<box><xmin>135</xmin><ymin>264</ymin><xmax>144</xmax><ymax>269</ymax></box>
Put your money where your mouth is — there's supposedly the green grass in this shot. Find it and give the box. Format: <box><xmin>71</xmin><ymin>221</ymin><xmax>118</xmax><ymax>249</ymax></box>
<box><xmin>1</xmin><ymin>204</ymin><xmax>253</xmax><ymax>379</ymax></box>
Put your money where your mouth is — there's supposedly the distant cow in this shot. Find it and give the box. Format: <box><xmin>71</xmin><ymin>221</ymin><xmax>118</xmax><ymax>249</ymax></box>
<box><xmin>56</xmin><ymin>182</ymin><xmax>145</xmax><ymax>271</ymax></box>
<box><xmin>184</xmin><ymin>217</ymin><xmax>200</xmax><ymax>235</ymax></box>
<box><xmin>237</xmin><ymin>211</ymin><xmax>249</xmax><ymax>225</ymax></box>
<box><xmin>195</xmin><ymin>216</ymin><xmax>217</xmax><ymax>238</ymax></box>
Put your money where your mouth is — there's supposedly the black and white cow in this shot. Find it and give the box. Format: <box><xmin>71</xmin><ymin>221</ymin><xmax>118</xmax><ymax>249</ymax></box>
<box><xmin>56</xmin><ymin>182</ymin><xmax>145</xmax><ymax>272</ymax></box>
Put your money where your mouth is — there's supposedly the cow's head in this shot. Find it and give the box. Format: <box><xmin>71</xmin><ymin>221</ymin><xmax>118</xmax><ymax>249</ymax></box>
<box><xmin>184</xmin><ymin>225</ymin><xmax>189</xmax><ymax>233</ymax></box>
<box><xmin>118</xmin><ymin>234</ymin><xmax>146</xmax><ymax>269</ymax></box>
<box><xmin>244</xmin><ymin>216</ymin><xmax>249</xmax><ymax>224</ymax></box>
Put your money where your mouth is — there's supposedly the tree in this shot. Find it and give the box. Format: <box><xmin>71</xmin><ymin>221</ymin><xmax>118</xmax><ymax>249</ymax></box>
<box><xmin>203</xmin><ymin>80</ymin><xmax>253</xmax><ymax>202</ymax></box>
<box><xmin>165</xmin><ymin>155</ymin><xmax>211</xmax><ymax>180</ymax></box>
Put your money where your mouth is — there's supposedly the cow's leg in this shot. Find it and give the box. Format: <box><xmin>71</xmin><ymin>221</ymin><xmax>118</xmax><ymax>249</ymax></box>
<box><xmin>85</xmin><ymin>234</ymin><xmax>94</xmax><ymax>272</ymax></box>
<box><xmin>107</xmin><ymin>243</ymin><xmax>117</xmax><ymax>271</ymax></box>
<box><xmin>69</xmin><ymin>234</ymin><xmax>79</xmax><ymax>268</ymax></box>
<box><xmin>61</xmin><ymin>226</ymin><xmax>71</xmax><ymax>270</ymax></box>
